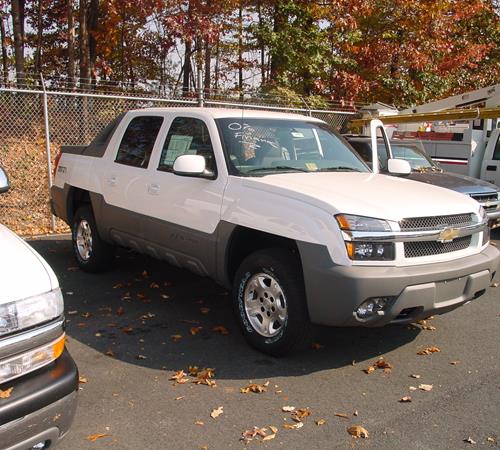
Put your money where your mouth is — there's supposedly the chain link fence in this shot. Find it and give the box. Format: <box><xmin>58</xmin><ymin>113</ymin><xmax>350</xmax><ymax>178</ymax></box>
<box><xmin>0</xmin><ymin>87</ymin><xmax>358</xmax><ymax>236</ymax></box>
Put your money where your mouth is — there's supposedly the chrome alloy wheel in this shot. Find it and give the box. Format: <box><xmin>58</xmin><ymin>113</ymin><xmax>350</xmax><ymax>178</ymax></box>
<box><xmin>243</xmin><ymin>273</ymin><xmax>288</xmax><ymax>337</ymax></box>
<box><xmin>76</xmin><ymin>219</ymin><xmax>93</xmax><ymax>261</ymax></box>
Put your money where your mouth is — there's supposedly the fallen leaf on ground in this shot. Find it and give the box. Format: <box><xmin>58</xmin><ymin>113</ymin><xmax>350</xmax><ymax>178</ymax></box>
<box><xmin>353</xmin><ymin>410</ymin><xmax>359</xmax><ymax>416</ymax></box>
<box><xmin>122</xmin><ymin>326</ymin><xmax>134</xmax><ymax>334</ymax></box>
<box><xmin>200</xmin><ymin>307</ymin><xmax>210</xmax><ymax>314</ymax></box>
<box><xmin>347</xmin><ymin>425</ymin><xmax>369</xmax><ymax>439</ymax></box>
<box><xmin>188</xmin><ymin>366</ymin><xmax>199</xmax><ymax>376</ymax></box>
<box><xmin>487</xmin><ymin>437</ymin><xmax>496</xmax><ymax>443</ymax></box>
<box><xmin>410</xmin><ymin>374</ymin><xmax>421</xmax><ymax>379</ymax></box>
<box><xmin>194</xmin><ymin>368</ymin><xmax>216</xmax><ymax>387</ymax></box>
<box><xmin>170</xmin><ymin>370</ymin><xmax>189</xmax><ymax>384</ymax></box>
<box><xmin>81</xmin><ymin>312</ymin><xmax>92</xmax><ymax>318</ymax></box>
<box><xmin>374</xmin><ymin>359</ymin><xmax>393</xmax><ymax>370</ymax></box>
<box><xmin>0</xmin><ymin>387</ymin><xmax>13</xmax><ymax>398</ymax></box>
<box><xmin>79</xmin><ymin>376</ymin><xmax>88</xmax><ymax>384</ymax></box>
<box><xmin>210</xmin><ymin>406</ymin><xmax>223</xmax><ymax>419</ymax></box>
<box><xmin>86</xmin><ymin>434</ymin><xmax>111</xmax><ymax>442</ymax></box>
<box><xmin>116</xmin><ymin>307</ymin><xmax>124</xmax><ymax>316</ymax></box>
<box><xmin>136</xmin><ymin>354</ymin><xmax>147</xmax><ymax>360</ymax></box>
<box><xmin>417</xmin><ymin>346</ymin><xmax>441</xmax><ymax>355</ymax></box>
<box><xmin>409</xmin><ymin>386</ymin><xmax>417</xmax><ymax>391</ymax></box>
<box><xmin>310</xmin><ymin>342</ymin><xmax>324</xmax><ymax>350</ymax></box>
<box><xmin>262</xmin><ymin>433</ymin><xmax>276</xmax><ymax>441</ymax></box>
<box><xmin>67</xmin><ymin>310</ymin><xmax>78</xmax><ymax>315</ymax></box>
<box><xmin>212</xmin><ymin>325</ymin><xmax>229</xmax><ymax>335</ymax></box>
<box><xmin>195</xmin><ymin>421</ymin><xmax>204</xmax><ymax>426</ymax></box>
<box><xmin>171</xmin><ymin>334</ymin><xmax>182</xmax><ymax>342</ymax></box>
<box><xmin>334</xmin><ymin>412</ymin><xmax>349</xmax><ymax>419</ymax></box>
<box><xmin>399</xmin><ymin>396</ymin><xmax>412</xmax><ymax>402</ymax></box>
<box><xmin>105</xmin><ymin>350</ymin><xmax>114</xmax><ymax>357</ymax></box>
<box><xmin>291</xmin><ymin>408</ymin><xmax>311</xmax><ymax>422</ymax></box>
<box><xmin>240</xmin><ymin>427</ymin><xmax>271</xmax><ymax>442</ymax></box>
<box><xmin>450</xmin><ymin>360</ymin><xmax>461</xmax><ymax>365</ymax></box>
<box><xmin>490</xmin><ymin>282</ymin><xmax>498</xmax><ymax>288</ymax></box>
<box><xmin>363</xmin><ymin>366</ymin><xmax>376</xmax><ymax>374</ymax></box>
<box><xmin>190</xmin><ymin>326</ymin><xmax>203</xmax><ymax>336</ymax></box>
<box><xmin>240</xmin><ymin>382</ymin><xmax>268</xmax><ymax>394</ymax></box>
<box><xmin>463</xmin><ymin>437</ymin><xmax>476</xmax><ymax>444</ymax></box>
<box><xmin>316</xmin><ymin>419</ymin><xmax>326</xmax><ymax>426</ymax></box>
<box><xmin>149</xmin><ymin>282</ymin><xmax>159</xmax><ymax>288</ymax></box>
<box><xmin>283</xmin><ymin>422</ymin><xmax>304</xmax><ymax>430</ymax></box>
<box><xmin>282</xmin><ymin>406</ymin><xmax>295</xmax><ymax>412</ymax></box>
<box><xmin>113</xmin><ymin>283</ymin><xmax>124</xmax><ymax>289</ymax></box>
<box><xmin>175</xmin><ymin>396</ymin><xmax>185</xmax><ymax>401</ymax></box>
<box><xmin>419</xmin><ymin>384</ymin><xmax>433</xmax><ymax>391</ymax></box>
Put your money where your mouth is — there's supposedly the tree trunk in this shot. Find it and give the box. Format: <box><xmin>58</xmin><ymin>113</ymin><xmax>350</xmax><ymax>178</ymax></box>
<box><xmin>67</xmin><ymin>0</ymin><xmax>75</xmax><ymax>86</ymax></box>
<box><xmin>11</xmin><ymin>0</ymin><xmax>25</xmax><ymax>86</ymax></box>
<box><xmin>182</xmin><ymin>38</ymin><xmax>192</xmax><ymax>94</ymax></box>
<box><xmin>204</xmin><ymin>38</ymin><xmax>211</xmax><ymax>94</ymax></box>
<box><xmin>270</xmin><ymin>0</ymin><xmax>286</xmax><ymax>82</ymax></box>
<box><xmin>258</xmin><ymin>0</ymin><xmax>265</xmax><ymax>84</ymax></box>
<box><xmin>0</xmin><ymin>14</ymin><xmax>8</xmax><ymax>84</ymax></box>
<box><xmin>79</xmin><ymin>0</ymin><xmax>89</xmax><ymax>85</ymax></box>
<box><xmin>214</xmin><ymin>35</ymin><xmax>220</xmax><ymax>91</ymax></box>
<box><xmin>88</xmin><ymin>0</ymin><xmax>98</xmax><ymax>85</ymax></box>
<box><xmin>34</xmin><ymin>0</ymin><xmax>43</xmax><ymax>75</ymax></box>
<box><xmin>238</xmin><ymin>2</ymin><xmax>243</xmax><ymax>99</ymax></box>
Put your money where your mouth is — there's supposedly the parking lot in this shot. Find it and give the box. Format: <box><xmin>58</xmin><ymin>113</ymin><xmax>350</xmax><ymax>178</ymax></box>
<box><xmin>30</xmin><ymin>233</ymin><xmax>500</xmax><ymax>450</ymax></box>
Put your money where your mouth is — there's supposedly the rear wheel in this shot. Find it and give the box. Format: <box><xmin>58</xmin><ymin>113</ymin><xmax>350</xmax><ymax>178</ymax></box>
<box><xmin>72</xmin><ymin>205</ymin><xmax>115</xmax><ymax>272</ymax></box>
<box><xmin>232</xmin><ymin>248</ymin><xmax>311</xmax><ymax>356</ymax></box>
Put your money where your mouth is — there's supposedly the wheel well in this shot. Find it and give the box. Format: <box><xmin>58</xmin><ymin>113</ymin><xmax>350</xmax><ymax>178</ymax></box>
<box><xmin>226</xmin><ymin>227</ymin><xmax>300</xmax><ymax>283</ymax></box>
<box><xmin>67</xmin><ymin>187</ymin><xmax>91</xmax><ymax>223</ymax></box>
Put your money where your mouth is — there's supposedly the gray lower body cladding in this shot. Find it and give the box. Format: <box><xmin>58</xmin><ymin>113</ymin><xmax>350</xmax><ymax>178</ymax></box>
<box><xmin>298</xmin><ymin>242</ymin><xmax>500</xmax><ymax>327</ymax></box>
<box><xmin>0</xmin><ymin>391</ymin><xmax>77</xmax><ymax>450</ymax></box>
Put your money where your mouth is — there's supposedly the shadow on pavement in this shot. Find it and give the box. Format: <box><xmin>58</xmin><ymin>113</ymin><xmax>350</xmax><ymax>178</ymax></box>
<box><xmin>30</xmin><ymin>237</ymin><xmax>420</xmax><ymax>380</ymax></box>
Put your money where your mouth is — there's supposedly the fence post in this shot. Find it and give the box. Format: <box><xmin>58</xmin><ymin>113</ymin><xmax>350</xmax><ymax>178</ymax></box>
<box><xmin>40</xmin><ymin>74</ymin><xmax>56</xmax><ymax>232</ymax></box>
<box><xmin>197</xmin><ymin>67</ymin><xmax>204</xmax><ymax>107</ymax></box>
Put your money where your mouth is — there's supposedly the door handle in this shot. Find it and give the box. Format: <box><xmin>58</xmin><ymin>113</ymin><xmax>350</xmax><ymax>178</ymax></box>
<box><xmin>107</xmin><ymin>176</ymin><xmax>117</xmax><ymax>186</ymax></box>
<box><xmin>486</xmin><ymin>165</ymin><xmax>497</xmax><ymax>171</ymax></box>
<box><xmin>148</xmin><ymin>183</ymin><xmax>160</xmax><ymax>195</ymax></box>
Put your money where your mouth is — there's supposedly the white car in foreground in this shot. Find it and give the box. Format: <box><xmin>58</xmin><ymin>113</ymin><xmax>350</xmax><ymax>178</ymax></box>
<box><xmin>0</xmin><ymin>167</ymin><xmax>78</xmax><ymax>449</ymax></box>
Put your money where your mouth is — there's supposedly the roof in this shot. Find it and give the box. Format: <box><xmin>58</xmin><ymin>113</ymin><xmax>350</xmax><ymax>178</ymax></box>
<box><xmin>131</xmin><ymin>107</ymin><xmax>324</xmax><ymax>122</ymax></box>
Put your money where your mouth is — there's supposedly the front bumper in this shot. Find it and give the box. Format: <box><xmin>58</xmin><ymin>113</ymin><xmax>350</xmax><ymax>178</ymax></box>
<box><xmin>0</xmin><ymin>349</ymin><xmax>78</xmax><ymax>450</ymax></box>
<box><xmin>299</xmin><ymin>243</ymin><xmax>500</xmax><ymax>327</ymax></box>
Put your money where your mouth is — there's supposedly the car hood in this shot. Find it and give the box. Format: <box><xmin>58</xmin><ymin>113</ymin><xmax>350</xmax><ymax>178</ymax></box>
<box><xmin>0</xmin><ymin>224</ymin><xmax>58</xmax><ymax>305</ymax></box>
<box><xmin>407</xmin><ymin>171</ymin><xmax>499</xmax><ymax>194</ymax></box>
<box><xmin>241</xmin><ymin>172</ymin><xmax>481</xmax><ymax>222</ymax></box>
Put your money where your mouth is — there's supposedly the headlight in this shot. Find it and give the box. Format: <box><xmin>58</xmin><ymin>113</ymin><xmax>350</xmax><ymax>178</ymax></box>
<box><xmin>0</xmin><ymin>334</ymin><xmax>65</xmax><ymax>384</ymax></box>
<box><xmin>0</xmin><ymin>288</ymin><xmax>64</xmax><ymax>337</ymax></box>
<box><xmin>335</xmin><ymin>214</ymin><xmax>391</xmax><ymax>232</ymax></box>
<box><xmin>345</xmin><ymin>241</ymin><xmax>395</xmax><ymax>261</ymax></box>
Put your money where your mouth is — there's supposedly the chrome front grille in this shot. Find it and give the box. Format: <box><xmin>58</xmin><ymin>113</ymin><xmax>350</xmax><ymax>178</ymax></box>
<box><xmin>404</xmin><ymin>236</ymin><xmax>471</xmax><ymax>258</ymax></box>
<box><xmin>470</xmin><ymin>193</ymin><xmax>499</xmax><ymax>212</ymax></box>
<box><xmin>400</xmin><ymin>213</ymin><xmax>474</xmax><ymax>231</ymax></box>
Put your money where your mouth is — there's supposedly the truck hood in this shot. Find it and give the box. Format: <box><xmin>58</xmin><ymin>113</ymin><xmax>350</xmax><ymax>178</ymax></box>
<box><xmin>0</xmin><ymin>224</ymin><xmax>58</xmax><ymax>305</ymax></box>
<box><xmin>241</xmin><ymin>172</ymin><xmax>481</xmax><ymax>222</ymax></box>
<box><xmin>407</xmin><ymin>171</ymin><xmax>499</xmax><ymax>195</ymax></box>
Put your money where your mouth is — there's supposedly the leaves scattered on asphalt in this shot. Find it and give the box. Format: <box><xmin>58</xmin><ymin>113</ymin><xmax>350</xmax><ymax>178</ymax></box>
<box><xmin>284</xmin><ymin>422</ymin><xmax>304</xmax><ymax>430</ymax></box>
<box><xmin>86</xmin><ymin>433</ymin><xmax>112</xmax><ymax>442</ymax></box>
<box><xmin>240</xmin><ymin>381</ymin><xmax>269</xmax><ymax>394</ymax></box>
<box><xmin>291</xmin><ymin>408</ymin><xmax>311</xmax><ymax>422</ymax></box>
<box><xmin>334</xmin><ymin>412</ymin><xmax>350</xmax><ymax>419</ymax></box>
<box><xmin>419</xmin><ymin>384</ymin><xmax>433</xmax><ymax>391</ymax></box>
<box><xmin>364</xmin><ymin>357</ymin><xmax>393</xmax><ymax>374</ymax></box>
<box><xmin>171</xmin><ymin>334</ymin><xmax>182</xmax><ymax>342</ymax></box>
<box><xmin>282</xmin><ymin>406</ymin><xmax>295</xmax><ymax>412</ymax></box>
<box><xmin>0</xmin><ymin>387</ymin><xmax>13</xmax><ymax>398</ymax></box>
<box><xmin>410</xmin><ymin>374</ymin><xmax>421</xmax><ymax>379</ymax></box>
<box><xmin>463</xmin><ymin>436</ymin><xmax>477</xmax><ymax>444</ymax></box>
<box><xmin>417</xmin><ymin>346</ymin><xmax>441</xmax><ymax>355</ymax></box>
<box><xmin>212</xmin><ymin>325</ymin><xmax>229</xmax><ymax>335</ymax></box>
<box><xmin>347</xmin><ymin>425</ymin><xmax>369</xmax><ymax>439</ymax></box>
<box><xmin>190</xmin><ymin>326</ymin><xmax>203</xmax><ymax>335</ymax></box>
<box><xmin>79</xmin><ymin>376</ymin><xmax>88</xmax><ymax>384</ymax></box>
<box><xmin>450</xmin><ymin>360</ymin><xmax>461</xmax><ymax>365</ymax></box>
<box><xmin>399</xmin><ymin>396</ymin><xmax>412</xmax><ymax>402</ymax></box>
<box><xmin>210</xmin><ymin>406</ymin><xmax>223</xmax><ymax>419</ymax></box>
<box><xmin>416</xmin><ymin>320</ymin><xmax>436</xmax><ymax>331</ymax></box>
<box><xmin>240</xmin><ymin>426</ymin><xmax>276</xmax><ymax>442</ymax></box>
<box><xmin>316</xmin><ymin>419</ymin><xmax>327</xmax><ymax>426</ymax></box>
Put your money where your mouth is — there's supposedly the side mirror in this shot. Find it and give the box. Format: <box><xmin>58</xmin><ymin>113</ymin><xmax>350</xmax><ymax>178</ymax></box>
<box><xmin>173</xmin><ymin>154</ymin><xmax>214</xmax><ymax>178</ymax></box>
<box><xmin>0</xmin><ymin>167</ymin><xmax>10</xmax><ymax>193</ymax></box>
<box><xmin>387</xmin><ymin>158</ymin><xmax>411</xmax><ymax>175</ymax></box>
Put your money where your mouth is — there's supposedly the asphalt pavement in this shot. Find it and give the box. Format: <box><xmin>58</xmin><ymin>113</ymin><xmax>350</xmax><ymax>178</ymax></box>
<box><xmin>29</xmin><ymin>233</ymin><xmax>500</xmax><ymax>450</ymax></box>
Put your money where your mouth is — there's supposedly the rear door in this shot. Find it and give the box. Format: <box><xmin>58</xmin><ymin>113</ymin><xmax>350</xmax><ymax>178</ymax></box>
<box><xmin>100</xmin><ymin>114</ymin><xmax>165</xmax><ymax>239</ymax></box>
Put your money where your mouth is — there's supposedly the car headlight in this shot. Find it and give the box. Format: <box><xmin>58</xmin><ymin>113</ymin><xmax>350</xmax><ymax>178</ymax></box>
<box><xmin>335</xmin><ymin>214</ymin><xmax>395</xmax><ymax>261</ymax></box>
<box><xmin>0</xmin><ymin>288</ymin><xmax>64</xmax><ymax>337</ymax></box>
<box><xmin>335</xmin><ymin>214</ymin><xmax>392</xmax><ymax>232</ymax></box>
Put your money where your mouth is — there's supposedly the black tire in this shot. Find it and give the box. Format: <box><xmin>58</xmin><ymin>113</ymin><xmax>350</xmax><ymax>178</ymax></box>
<box><xmin>71</xmin><ymin>205</ymin><xmax>115</xmax><ymax>272</ymax></box>
<box><xmin>232</xmin><ymin>248</ymin><xmax>311</xmax><ymax>356</ymax></box>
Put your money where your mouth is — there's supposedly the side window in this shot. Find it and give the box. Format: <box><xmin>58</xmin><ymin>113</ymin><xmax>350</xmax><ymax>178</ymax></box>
<box><xmin>115</xmin><ymin>116</ymin><xmax>164</xmax><ymax>168</ymax></box>
<box><xmin>493</xmin><ymin>135</ymin><xmax>500</xmax><ymax>161</ymax></box>
<box><xmin>158</xmin><ymin>117</ymin><xmax>216</xmax><ymax>173</ymax></box>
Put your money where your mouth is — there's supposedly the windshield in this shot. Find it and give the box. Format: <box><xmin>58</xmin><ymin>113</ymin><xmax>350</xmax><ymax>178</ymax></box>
<box><xmin>216</xmin><ymin>118</ymin><xmax>369</xmax><ymax>175</ymax></box>
<box><xmin>391</xmin><ymin>145</ymin><xmax>440</xmax><ymax>172</ymax></box>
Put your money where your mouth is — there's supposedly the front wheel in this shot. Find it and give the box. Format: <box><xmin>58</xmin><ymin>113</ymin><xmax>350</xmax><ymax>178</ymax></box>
<box><xmin>232</xmin><ymin>248</ymin><xmax>311</xmax><ymax>356</ymax></box>
<box><xmin>72</xmin><ymin>205</ymin><xmax>115</xmax><ymax>272</ymax></box>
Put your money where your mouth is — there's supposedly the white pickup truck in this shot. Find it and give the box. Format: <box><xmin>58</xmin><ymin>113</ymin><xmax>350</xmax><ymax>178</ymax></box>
<box><xmin>50</xmin><ymin>108</ymin><xmax>500</xmax><ymax>355</ymax></box>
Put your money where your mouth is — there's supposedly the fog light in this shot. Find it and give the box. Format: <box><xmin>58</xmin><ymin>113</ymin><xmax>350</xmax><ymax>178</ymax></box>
<box><xmin>345</xmin><ymin>242</ymin><xmax>395</xmax><ymax>261</ymax></box>
<box><xmin>355</xmin><ymin>297</ymin><xmax>393</xmax><ymax>321</ymax></box>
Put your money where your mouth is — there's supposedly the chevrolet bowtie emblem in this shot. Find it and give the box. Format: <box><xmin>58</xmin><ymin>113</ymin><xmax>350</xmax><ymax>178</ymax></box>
<box><xmin>438</xmin><ymin>228</ymin><xmax>459</xmax><ymax>243</ymax></box>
